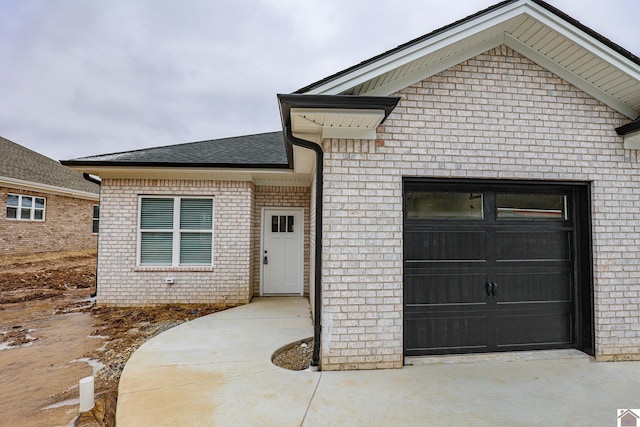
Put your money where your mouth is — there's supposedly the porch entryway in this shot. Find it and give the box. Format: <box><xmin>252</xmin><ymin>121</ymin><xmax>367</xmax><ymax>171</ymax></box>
<box><xmin>261</xmin><ymin>208</ymin><xmax>304</xmax><ymax>295</ymax></box>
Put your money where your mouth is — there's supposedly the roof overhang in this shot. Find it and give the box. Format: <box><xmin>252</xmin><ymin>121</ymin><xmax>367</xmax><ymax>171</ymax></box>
<box><xmin>297</xmin><ymin>0</ymin><xmax>640</xmax><ymax>120</ymax></box>
<box><xmin>278</xmin><ymin>94</ymin><xmax>400</xmax><ymax>144</ymax></box>
<box><xmin>0</xmin><ymin>176</ymin><xmax>99</xmax><ymax>201</ymax></box>
<box><xmin>63</xmin><ymin>164</ymin><xmax>313</xmax><ymax>187</ymax></box>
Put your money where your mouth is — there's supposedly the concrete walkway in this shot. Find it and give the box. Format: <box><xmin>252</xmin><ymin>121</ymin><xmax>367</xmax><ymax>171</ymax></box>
<box><xmin>117</xmin><ymin>297</ymin><xmax>640</xmax><ymax>426</ymax></box>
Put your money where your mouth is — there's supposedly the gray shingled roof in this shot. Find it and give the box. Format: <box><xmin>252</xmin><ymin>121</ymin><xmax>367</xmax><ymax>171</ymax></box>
<box><xmin>0</xmin><ymin>136</ymin><xmax>100</xmax><ymax>195</ymax></box>
<box><xmin>62</xmin><ymin>131</ymin><xmax>290</xmax><ymax>168</ymax></box>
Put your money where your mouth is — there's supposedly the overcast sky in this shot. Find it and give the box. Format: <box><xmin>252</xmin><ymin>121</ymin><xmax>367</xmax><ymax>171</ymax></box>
<box><xmin>1</xmin><ymin>0</ymin><xmax>638</xmax><ymax>161</ymax></box>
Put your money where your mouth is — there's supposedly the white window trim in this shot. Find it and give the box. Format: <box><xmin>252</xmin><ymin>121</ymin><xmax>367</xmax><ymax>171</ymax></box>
<box><xmin>6</xmin><ymin>193</ymin><xmax>46</xmax><ymax>221</ymax></box>
<box><xmin>137</xmin><ymin>196</ymin><xmax>214</xmax><ymax>267</ymax></box>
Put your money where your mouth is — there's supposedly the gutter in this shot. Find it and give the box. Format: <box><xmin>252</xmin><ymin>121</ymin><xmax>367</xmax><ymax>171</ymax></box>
<box><xmin>284</xmin><ymin>126</ymin><xmax>323</xmax><ymax>369</ymax></box>
<box><xmin>82</xmin><ymin>173</ymin><xmax>102</xmax><ymax>185</ymax></box>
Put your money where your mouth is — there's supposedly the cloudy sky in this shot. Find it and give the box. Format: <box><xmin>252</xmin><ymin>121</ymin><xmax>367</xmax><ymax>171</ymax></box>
<box><xmin>1</xmin><ymin>0</ymin><xmax>638</xmax><ymax>161</ymax></box>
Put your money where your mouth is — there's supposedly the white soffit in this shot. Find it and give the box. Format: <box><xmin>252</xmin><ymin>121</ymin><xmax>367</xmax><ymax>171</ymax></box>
<box><xmin>290</xmin><ymin>108</ymin><xmax>385</xmax><ymax>142</ymax></box>
<box><xmin>305</xmin><ymin>0</ymin><xmax>640</xmax><ymax>119</ymax></box>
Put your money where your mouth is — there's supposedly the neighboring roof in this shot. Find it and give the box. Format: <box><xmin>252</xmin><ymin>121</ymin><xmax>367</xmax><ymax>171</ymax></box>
<box><xmin>62</xmin><ymin>131</ymin><xmax>290</xmax><ymax>169</ymax></box>
<box><xmin>0</xmin><ymin>136</ymin><xmax>99</xmax><ymax>197</ymax></box>
<box><xmin>295</xmin><ymin>0</ymin><xmax>640</xmax><ymax>119</ymax></box>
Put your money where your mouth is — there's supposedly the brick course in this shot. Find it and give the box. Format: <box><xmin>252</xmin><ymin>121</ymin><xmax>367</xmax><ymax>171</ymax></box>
<box><xmin>0</xmin><ymin>186</ymin><xmax>97</xmax><ymax>255</ymax></box>
<box><xmin>319</xmin><ymin>45</ymin><xmax>638</xmax><ymax>370</ymax></box>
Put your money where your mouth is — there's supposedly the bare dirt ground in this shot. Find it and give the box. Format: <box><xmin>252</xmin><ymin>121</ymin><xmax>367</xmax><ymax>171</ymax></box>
<box><xmin>0</xmin><ymin>250</ymin><xmax>230</xmax><ymax>427</ymax></box>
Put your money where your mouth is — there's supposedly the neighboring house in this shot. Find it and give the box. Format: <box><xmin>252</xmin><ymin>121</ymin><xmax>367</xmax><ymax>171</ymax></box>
<box><xmin>63</xmin><ymin>0</ymin><xmax>640</xmax><ymax>371</ymax></box>
<box><xmin>1</xmin><ymin>136</ymin><xmax>100</xmax><ymax>255</ymax></box>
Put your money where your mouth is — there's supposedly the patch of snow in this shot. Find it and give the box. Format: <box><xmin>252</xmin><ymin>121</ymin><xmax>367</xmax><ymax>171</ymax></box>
<box><xmin>43</xmin><ymin>397</ymin><xmax>79</xmax><ymax>410</ymax></box>
<box><xmin>72</xmin><ymin>358</ymin><xmax>104</xmax><ymax>376</ymax></box>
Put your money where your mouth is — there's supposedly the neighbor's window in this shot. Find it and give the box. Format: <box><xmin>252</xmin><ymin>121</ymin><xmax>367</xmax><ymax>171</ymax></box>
<box><xmin>406</xmin><ymin>191</ymin><xmax>483</xmax><ymax>219</ymax></box>
<box><xmin>6</xmin><ymin>194</ymin><xmax>46</xmax><ymax>221</ymax></box>
<box><xmin>92</xmin><ymin>205</ymin><xmax>100</xmax><ymax>234</ymax></box>
<box><xmin>496</xmin><ymin>194</ymin><xmax>566</xmax><ymax>220</ymax></box>
<box><xmin>139</xmin><ymin>197</ymin><xmax>213</xmax><ymax>266</ymax></box>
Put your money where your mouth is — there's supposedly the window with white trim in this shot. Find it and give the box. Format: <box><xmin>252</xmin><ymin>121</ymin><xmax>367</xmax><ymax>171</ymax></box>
<box><xmin>138</xmin><ymin>197</ymin><xmax>213</xmax><ymax>266</ymax></box>
<box><xmin>6</xmin><ymin>194</ymin><xmax>46</xmax><ymax>221</ymax></box>
<box><xmin>92</xmin><ymin>205</ymin><xmax>100</xmax><ymax>234</ymax></box>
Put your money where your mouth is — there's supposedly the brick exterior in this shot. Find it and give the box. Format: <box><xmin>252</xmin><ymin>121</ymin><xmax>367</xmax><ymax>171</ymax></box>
<box><xmin>96</xmin><ymin>179</ymin><xmax>310</xmax><ymax>306</ymax></box>
<box><xmin>319</xmin><ymin>46</ymin><xmax>638</xmax><ymax>370</ymax></box>
<box><xmin>0</xmin><ymin>186</ymin><xmax>98</xmax><ymax>255</ymax></box>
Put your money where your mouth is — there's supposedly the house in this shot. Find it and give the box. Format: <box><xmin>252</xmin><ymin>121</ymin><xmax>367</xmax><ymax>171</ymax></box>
<box><xmin>1</xmin><ymin>136</ymin><xmax>100</xmax><ymax>255</ymax></box>
<box><xmin>619</xmin><ymin>410</ymin><xmax>640</xmax><ymax>427</ymax></box>
<box><xmin>63</xmin><ymin>0</ymin><xmax>640</xmax><ymax>371</ymax></box>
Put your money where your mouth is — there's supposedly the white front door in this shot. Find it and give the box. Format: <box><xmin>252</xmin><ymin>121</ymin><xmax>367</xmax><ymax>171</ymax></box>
<box><xmin>262</xmin><ymin>208</ymin><xmax>303</xmax><ymax>295</ymax></box>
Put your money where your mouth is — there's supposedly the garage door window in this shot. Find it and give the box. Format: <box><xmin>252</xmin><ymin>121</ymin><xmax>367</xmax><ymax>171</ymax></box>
<box><xmin>406</xmin><ymin>191</ymin><xmax>483</xmax><ymax>219</ymax></box>
<box><xmin>497</xmin><ymin>194</ymin><xmax>566</xmax><ymax>220</ymax></box>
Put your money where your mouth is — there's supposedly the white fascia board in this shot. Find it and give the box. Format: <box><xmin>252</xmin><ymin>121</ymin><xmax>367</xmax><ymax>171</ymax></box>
<box><xmin>322</xmin><ymin>127</ymin><xmax>378</xmax><ymax>140</ymax></box>
<box><xmin>72</xmin><ymin>166</ymin><xmax>292</xmax><ymax>180</ymax></box>
<box><xmin>624</xmin><ymin>132</ymin><xmax>640</xmax><ymax>149</ymax></box>
<box><xmin>364</xmin><ymin>36</ymin><xmax>504</xmax><ymax>96</ymax></box>
<box><xmin>505</xmin><ymin>34</ymin><xmax>639</xmax><ymax>118</ymax></box>
<box><xmin>0</xmin><ymin>176</ymin><xmax>99</xmax><ymax>201</ymax></box>
<box><xmin>520</xmin><ymin>2</ymin><xmax>640</xmax><ymax>82</ymax></box>
<box><xmin>305</xmin><ymin>1</ymin><xmax>533</xmax><ymax>95</ymax></box>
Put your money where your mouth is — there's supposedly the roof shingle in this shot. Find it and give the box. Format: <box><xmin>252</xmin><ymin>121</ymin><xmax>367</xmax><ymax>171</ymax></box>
<box><xmin>62</xmin><ymin>131</ymin><xmax>289</xmax><ymax>168</ymax></box>
<box><xmin>0</xmin><ymin>136</ymin><xmax>99</xmax><ymax>195</ymax></box>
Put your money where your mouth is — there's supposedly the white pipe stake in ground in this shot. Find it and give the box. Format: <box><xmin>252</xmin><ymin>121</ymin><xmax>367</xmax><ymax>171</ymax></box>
<box><xmin>79</xmin><ymin>376</ymin><xmax>95</xmax><ymax>412</ymax></box>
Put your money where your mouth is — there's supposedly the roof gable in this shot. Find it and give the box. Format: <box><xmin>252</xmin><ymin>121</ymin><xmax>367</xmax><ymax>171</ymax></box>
<box><xmin>296</xmin><ymin>0</ymin><xmax>640</xmax><ymax>119</ymax></box>
<box><xmin>0</xmin><ymin>136</ymin><xmax>99</xmax><ymax>197</ymax></box>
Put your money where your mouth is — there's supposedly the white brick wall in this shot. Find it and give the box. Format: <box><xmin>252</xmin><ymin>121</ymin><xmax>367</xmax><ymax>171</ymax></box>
<box><xmin>97</xmin><ymin>179</ymin><xmax>311</xmax><ymax>306</ymax></box>
<box><xmin>320</xmin><ymin>45</ymin><xmax>639</xmax><ymax>370</ymax></box>
<box><xmin>97</xmin><ymin>179</ymin><xmax>255</xmax><ymax>306</ymax></box>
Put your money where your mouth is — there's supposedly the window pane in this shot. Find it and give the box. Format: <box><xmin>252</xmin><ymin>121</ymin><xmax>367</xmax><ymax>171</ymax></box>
<box><xmin>497</xmin><ymin>194</ymin><xmax>566</xmax><ymax>220</ymax></box>
<box><xmin>287</xmin><ymin>216</ymin><xmax>294</xmax><ymax>233</ymax></box>
<box><xmin>7</xmin><ymin>194</ymin><xmax>18</xmax><ymax>206</ymax></box>
<box><xmin>34</xmin><ymin>210</ymin><xmax>44</xmax><ymax>221</ymax></box>
<box><xmin>6</xmin><ymin>207</ymin><xmax>17</xmax><ymax>219</ymax></box>
<box><xmin>140</xmin><ymin>232</ymin><xmax>173</xmax><ymax>265</ymax></box>
<box><xmin>21</xmin><ymin>197</ymin><xmax>32</xmax><ymax>208</ymax></box>
<box><xmin>279</xmin><ymin>216</ymin><xmax>286</xmax><ymax>232</ymax></box>
<box><xmin>93</xmin><ymin>219</ymin><xmax>99</xmax><ymax>234</ymax></box>
<box><xmin>140</xmin><ymin>198</ymin><xmax>173</xmax><ymax>229</ymax></box>
<box><xmin>180</xmin><ymin>233</ymin><xmax>212</xmax><ymax>265</ymax></box>
<box><xmin>180</xmin><ymin>199</ymin><xmax>212</xmax><ymax>230</ymax></box>
<box><xmin>35</xmin><ymin>198</ymin><xmax>45</xmax><ymax>209</ymax></box>
<box><xmin>272</xmin><ymin>216</ymin><xmax>278</xmax><ymax>233</ymax></box>
<box><xmin>406</xmin><ymin>192</ymin><xmax>483</xmax><ymax>219</ymax></box>
<box><xmin>93</xmin><ymin>205</ymin><xmax>100</xmax><ymax>218</ymax></box>
<box><xmin>20</xmin><ymin>209</ymin><xmax>31</xmax><ymax>220</ymax></box>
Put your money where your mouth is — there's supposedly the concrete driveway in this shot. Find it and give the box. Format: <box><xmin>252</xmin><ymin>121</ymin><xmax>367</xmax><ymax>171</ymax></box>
<box><xmin>117</xmin><ymin>297</ymin><xmax>640</xmax><ymax>426</ymax></box>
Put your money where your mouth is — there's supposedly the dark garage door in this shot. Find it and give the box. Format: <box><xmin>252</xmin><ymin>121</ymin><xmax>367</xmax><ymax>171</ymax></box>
<box><xmin>403</xmin><ymin>179</ymin><xmax>593</xmax><ymax>357</ymax></box>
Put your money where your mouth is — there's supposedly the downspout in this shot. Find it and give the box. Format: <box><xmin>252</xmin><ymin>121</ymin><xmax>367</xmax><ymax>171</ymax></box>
<box><xmin>82</xmin><ymin>173</ymin><xmax>101</xmax><ymax>298</ymax></box>
<box><xmin>285</xmin><ymin>126</ymin><xmax>323</xmax><ymax>369</ymax></box>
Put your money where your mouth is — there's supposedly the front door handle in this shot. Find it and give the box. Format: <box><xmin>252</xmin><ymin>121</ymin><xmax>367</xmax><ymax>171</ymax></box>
<box><xmin>263</xmin><ymin>250</ymin><xmax>268</xmax><ymax>265</ymax></box>
<box><xmin>486</xmin><ymin>281</ymin><xmax>498</xmax><ymax>297</ymax></box>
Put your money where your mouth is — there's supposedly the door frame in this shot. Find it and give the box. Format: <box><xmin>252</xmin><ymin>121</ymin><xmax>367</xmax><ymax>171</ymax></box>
<box><xmin>402</xmin><ymin>177</ymin><xmax>594</xmax><ymax>357</ymax></box>
<box><xmin>260</xmin><ymin>207</ymin><xmax>305</xmax><ymax>296</ymax></box>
